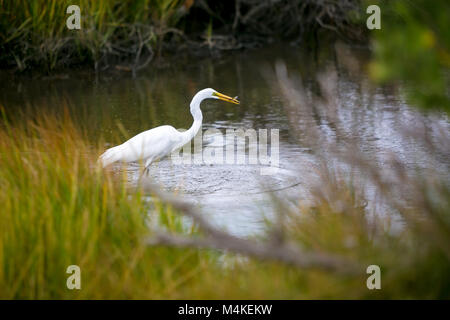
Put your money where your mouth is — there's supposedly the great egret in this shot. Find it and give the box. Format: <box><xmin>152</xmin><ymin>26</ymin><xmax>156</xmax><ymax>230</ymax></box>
<box><xmin>99</xmin><ymin>88</ymin><xmax>239</xmax><ymax>173</ymax></box>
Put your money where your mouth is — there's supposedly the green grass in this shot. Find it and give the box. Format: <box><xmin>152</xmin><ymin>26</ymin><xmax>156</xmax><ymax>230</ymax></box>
<box><xmin>0</xmin><ymin>112</ymin><xmax>449</xmax><ymax>299</ymax></box>
<box><xmin>0</xmin><ymin>0</ymin><xmax>186</xmax><ymax>71</ymax></box>
<box><xmin>0</xmin><ymin>112</ymin><xmax>209</xmax><ymax>299</ymax></box>
<box><xmin>0</xmin><ymin>0</ymin><xmax>365</xmax><ymax>72</ymax></box>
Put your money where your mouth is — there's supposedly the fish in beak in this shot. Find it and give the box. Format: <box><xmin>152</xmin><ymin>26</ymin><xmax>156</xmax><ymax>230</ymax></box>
<box><xmin>213</xmin><ymin>91</ymin><xmax>240</xmax><ymax>104</ymax></box>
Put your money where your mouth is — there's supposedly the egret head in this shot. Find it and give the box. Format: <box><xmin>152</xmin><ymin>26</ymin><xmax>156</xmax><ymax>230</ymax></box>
<box><xmin>199</xmin><ymin>88</ymin><xmax>240</xmax><ymax>105</ymax></box>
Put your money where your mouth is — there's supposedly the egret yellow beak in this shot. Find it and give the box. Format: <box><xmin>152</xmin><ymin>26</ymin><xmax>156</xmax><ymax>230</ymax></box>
<box><xmin>213</xmin><ymin>91</ymin><xmax>240</xmax><ymax>104</ymax></box>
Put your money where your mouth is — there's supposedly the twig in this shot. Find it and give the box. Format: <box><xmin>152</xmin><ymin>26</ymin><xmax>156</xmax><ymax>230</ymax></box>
<box><xmin>141</xmin><ymin>181</ymin><xmax>362</xmax><ymax>274</ymax></box>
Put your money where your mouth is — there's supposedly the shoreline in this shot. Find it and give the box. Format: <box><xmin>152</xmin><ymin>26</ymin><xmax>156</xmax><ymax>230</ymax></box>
<box><xmin>0</xmin><ymin>37</ymin><xmax>370</xmax><ymax>81</ymax></box>
<box><xmin>0</xmin><ymin>1</ymin><xmax>366</xmax><ymax>75</ymax></box>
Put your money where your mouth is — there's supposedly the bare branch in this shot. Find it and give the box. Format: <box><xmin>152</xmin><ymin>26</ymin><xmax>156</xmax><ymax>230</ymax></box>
<box><xmin>140</xmin><ymin>181</ymin><xmax>362</xmax><ymax>274</ymax></box>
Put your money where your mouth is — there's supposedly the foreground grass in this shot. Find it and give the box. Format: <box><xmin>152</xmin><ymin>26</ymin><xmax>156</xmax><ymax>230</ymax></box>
<box><xmin>0</xmin><ymin>113</ymin><xmax>449</xmax><ymax>299</ymax></box>
<box><xmin>0</xmin><ymin>113</ymin><xmax>211</xmax><ymax>299</ymax></box>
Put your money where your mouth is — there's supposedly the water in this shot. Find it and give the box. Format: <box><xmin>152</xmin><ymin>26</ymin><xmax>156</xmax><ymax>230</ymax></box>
<box><xmin>2</xmin><ymin>43</ymin><xmax>449</xmax><ymax>236</ymax></box>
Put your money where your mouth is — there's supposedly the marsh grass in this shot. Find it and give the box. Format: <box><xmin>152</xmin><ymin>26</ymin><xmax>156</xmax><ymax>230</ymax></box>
<box><xmin>0</xmin><ymin>110</ymin><xmax>449</xmax><ymax>299</ymax></box>
<box><xmin>0</xmin><ymin>0</ymin><xmax>364</xmax><ymax>72</ymax></box>
<box><xmin>0</xmin><ymin>111</ymin><xmax>212</xmax><ymax>299</ymax></box>
<box><xmin>0</xmin><ymin>0</ymin><xmax>187</xmax><ymax>71</ymax></box>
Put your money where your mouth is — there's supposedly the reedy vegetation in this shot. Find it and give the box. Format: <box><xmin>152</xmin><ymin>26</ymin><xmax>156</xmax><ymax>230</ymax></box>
<box><xmin>0</xmin><ymin>96</ymin><xmax>449</xmax><ymax>298</ymax></box>
<box><xmin>0</xmin><ymin>112</ymin><xmax>207</xmax><ymax>298</ymax></box>
<box><xmin>0</xmin><ymin>0</ymin><xmax>364</xmax><ymax>72</ymax></box>
<box><xmin>0</xmin><ymin>0</ymin><xmax>449</xmax><ymax>299</ymax></box>
<box><xmin>0</xmin><ymin>0</ymin><xmax>189</xmax><ymax>72</ymax></box>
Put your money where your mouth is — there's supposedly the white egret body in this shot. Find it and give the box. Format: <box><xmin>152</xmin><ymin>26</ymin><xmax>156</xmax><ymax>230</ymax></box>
<box><xmin>99</xmin><ymin>88</ymin><xmax>239</xmax><ymax>170</ymax></box>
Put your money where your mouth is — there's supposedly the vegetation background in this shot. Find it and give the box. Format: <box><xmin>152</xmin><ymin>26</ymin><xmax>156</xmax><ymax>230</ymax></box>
<box><xmin>0</xmin><ymin>0</ymin><xmax>449</xmax><ymax>299</ymax></box>
<box><xmin>0</xmin><ymin>0</ymin><xmax>365</xmax><ymax>72</ymax></box>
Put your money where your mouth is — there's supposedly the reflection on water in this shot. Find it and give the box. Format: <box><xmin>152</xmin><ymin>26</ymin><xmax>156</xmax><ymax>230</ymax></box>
<box><xmin>2</xmin><ymin>43</ymin><xmax>449</xmax><ymax>236</ymax></box>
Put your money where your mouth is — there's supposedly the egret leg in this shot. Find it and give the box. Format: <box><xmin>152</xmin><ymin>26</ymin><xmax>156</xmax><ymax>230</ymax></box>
<box><xmin>137</xmin><ymin>158</ymin><xmax>153</xmax><ymax>184</ymax></box>
<box><xmin>143</xmin><ymin>157</ymin><xmax>154</xmax><ymax>176</ymax></box>
<box><xmin>137</xmin><ymin>169</ymin><xmax>145</xmax><ymax>184</ymax></box>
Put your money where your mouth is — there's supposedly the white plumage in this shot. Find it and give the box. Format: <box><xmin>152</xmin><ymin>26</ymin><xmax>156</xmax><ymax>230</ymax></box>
<box><xmin>99</xmin><ymin>88</ymin><xmax>239</xmax><ymax>171</ymax></box>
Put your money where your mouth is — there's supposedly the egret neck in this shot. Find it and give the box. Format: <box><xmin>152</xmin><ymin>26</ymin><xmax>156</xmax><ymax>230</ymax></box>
<box><xmin>179</xmin><ymin>91</ymin><xmax>204</xmax><ymax>147</ymax></box>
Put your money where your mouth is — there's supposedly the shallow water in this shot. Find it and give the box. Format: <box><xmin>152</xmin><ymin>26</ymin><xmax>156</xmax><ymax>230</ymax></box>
<box><xmin>2</xmin><ymin>43</ymin><xmax>449</xmax><ymax>236</ymax></box>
